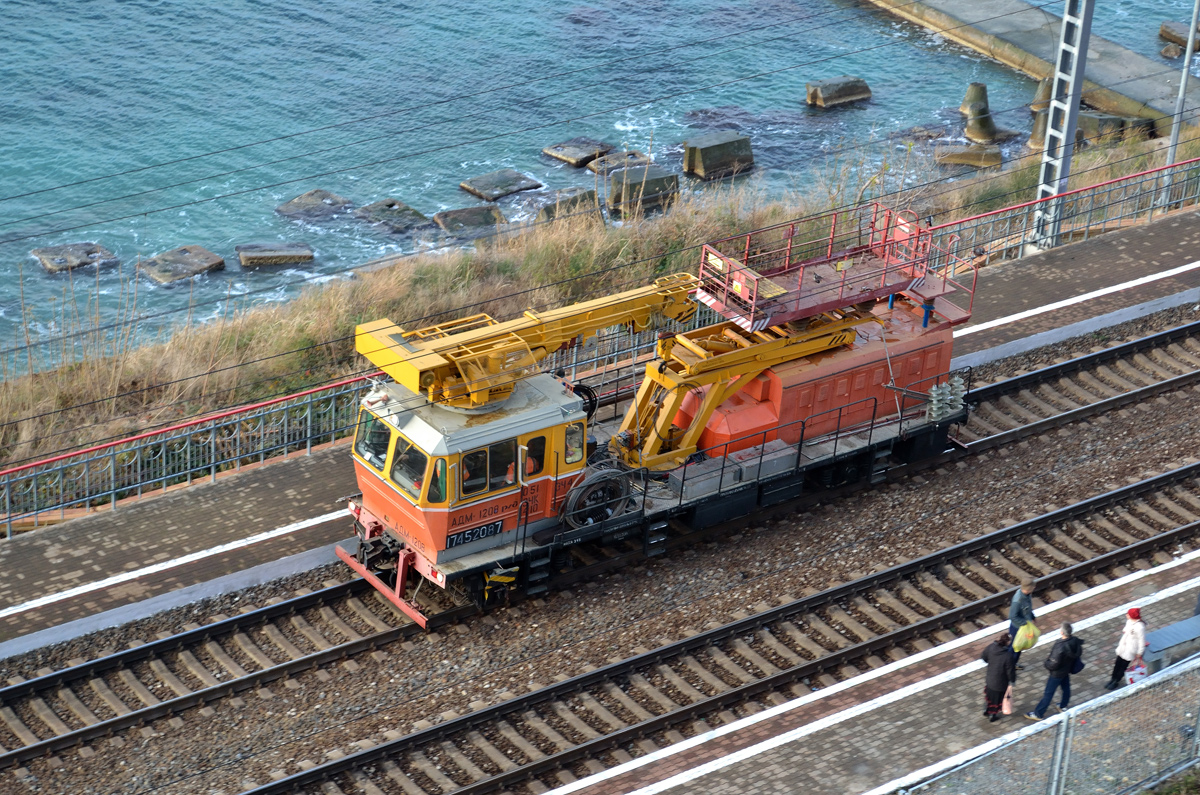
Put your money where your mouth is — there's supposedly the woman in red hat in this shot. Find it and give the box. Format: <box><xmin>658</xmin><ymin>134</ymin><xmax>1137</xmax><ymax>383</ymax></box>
<box><xmin>1105</xmin><ymin>607</ymin><xmax>1147</xmax><ymax>690</ymax></box>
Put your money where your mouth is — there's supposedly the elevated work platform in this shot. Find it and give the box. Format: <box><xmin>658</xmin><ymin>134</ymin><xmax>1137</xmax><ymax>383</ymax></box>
<box><xmin>697</xmin><ymin>204</ymin><xmax>977</xmax><ymax>331</ymax></box>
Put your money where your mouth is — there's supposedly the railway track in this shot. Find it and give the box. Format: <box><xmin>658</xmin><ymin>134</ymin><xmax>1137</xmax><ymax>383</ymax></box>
<box><xmin>243</xmin><ymin>460</ymin><xmax>1200</xmax><ymax>795</ymax></box>
<box><xmin>4</xmin><ymin>318</ymin><xmax>1200</xmax><ymax>782</ymax></box>
<box><xmin>0</xmin><ymin>580</ymin><xmax>473</xmax><ymax>769</ymax></box>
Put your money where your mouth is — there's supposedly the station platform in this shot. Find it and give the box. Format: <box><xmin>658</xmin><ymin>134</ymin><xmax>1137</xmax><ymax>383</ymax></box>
<box><xmin>550</xmin><ymin>546</ymin><xmax>1200</xmax><ymax>795</ymax></box>
<box><xmin>1</xmin><ymin>207</ymin><xmax>1200</xmax><ymax>651</ymax></box>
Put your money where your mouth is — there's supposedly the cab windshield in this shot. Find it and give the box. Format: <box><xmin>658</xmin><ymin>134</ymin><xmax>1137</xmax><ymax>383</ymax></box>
<box><xmin>390</xmin><ymin>436</ymin><xmax>430</xmax><ymax>500</ymax></box>
<box><xmin>354</xmin><ymin>412</ymin><xmax>391</xmax><ymax>470</ymax></box>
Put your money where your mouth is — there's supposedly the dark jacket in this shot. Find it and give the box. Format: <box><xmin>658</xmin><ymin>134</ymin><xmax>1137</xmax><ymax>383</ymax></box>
<box><xmin>1009</xmin><ymin>590</ymin><xmax>1034</xmax><ymax>627</ymax></box>
<box><xmin>1043</xmin><ymin>636</ymin><xmax>1084</xmax><ymax>678</ymax></box>
<box><xmin>981</xmin><ymin>640</ymin><xmax>1017</xmax><ymax>692</ymax></box>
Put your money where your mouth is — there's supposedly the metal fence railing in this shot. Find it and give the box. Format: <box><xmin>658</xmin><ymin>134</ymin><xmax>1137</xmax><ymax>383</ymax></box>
<box><xmin>896</xmin><ymin>653</ymin><xmax>1200</xmax><ymax>795</ymax></box>
<box><xmin>927</xmin><ymin>155</ymin><xmax>1200</xmax><ymax>269</ymax></box>
<box><xmin>0</xmin><ymin>306</ymin><xmax>721</xmax><ymax>537</ymax></box>
<box><xmin>7</xmin><ymin>154</ymin><xmax>1200</xmax><ymax>536</ymax></box>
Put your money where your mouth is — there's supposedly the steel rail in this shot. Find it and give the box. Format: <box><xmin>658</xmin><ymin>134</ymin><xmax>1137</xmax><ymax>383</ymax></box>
<box><xmin>0</xmin><ymin>581</ymin><xmax>473</xmax><ymax>770</ymax></box>
<box><xmin>241</xmin><ymin>460</ymin><xmax>1200</xmax><ymax>794</ymax></box>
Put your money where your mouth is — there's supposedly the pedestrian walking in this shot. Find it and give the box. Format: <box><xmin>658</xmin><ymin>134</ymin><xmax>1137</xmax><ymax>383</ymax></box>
<box><xmin>1105</xmin><ymin>607</ymin><xmax>1147</xmax><ymax>690</ymax></box>
<box><xmin>1024</xmin><ymin>622</ymin><xmax>1083</xmax><ymax>720</ymax></box>
<box><xmin>980</xmin><ymin>631</ymin><xmax>1017</xmax><ymax>722</ymax></box>
<box><xmin>1009</xmin><ymin>578</ymin><xmax>1037</xmax><ymax>667</ymax></box>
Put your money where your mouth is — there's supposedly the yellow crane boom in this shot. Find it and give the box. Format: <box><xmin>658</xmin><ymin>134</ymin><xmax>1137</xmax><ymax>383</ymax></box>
<box><xmin>356</xmin><ymin>273</ymin><xmax>698</xmax><ymax>409</ymax></box>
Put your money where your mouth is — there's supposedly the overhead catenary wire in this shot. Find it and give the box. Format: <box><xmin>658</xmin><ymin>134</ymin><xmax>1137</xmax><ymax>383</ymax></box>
<box><xmin>7</xmin><ymin>110</ymin><xmax>1200</xmax><ymax>470</ymax></box>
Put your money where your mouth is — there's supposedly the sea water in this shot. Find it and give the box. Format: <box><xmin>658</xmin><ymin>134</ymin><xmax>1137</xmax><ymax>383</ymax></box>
<box><xmin>0</xmin><ymin>0</ymin><xmax>1182</xmax><ymax>357</ymax></box>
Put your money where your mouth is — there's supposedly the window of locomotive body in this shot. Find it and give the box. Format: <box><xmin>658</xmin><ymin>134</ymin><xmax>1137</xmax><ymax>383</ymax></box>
<box><xmin>565</xmin><ymin>422</ymin><xmax>584</xmax><ymax>464</ymax></box>
<box><xmin>525</xmin><ymin>436</ymin><xmax>546</xmax><ymax>476</ymax></box>
<box><xmin>427</xmin><ymin>459</ymin><xmax>448</xmax><ymax>504</ymax></box>
<box><xmin>388</xmin><ymin>434</ymin><xmax>429</xmax><ymax>500</ymax></box>
<box><xmin>489</xmin><ymin>439</ymin><xmax>517</xmax><ymax>491</ymax></box>
<box><xmin>461</xmin><ymin>449</ymin><xmax>488</xmax><ymax>496</ymax></box>
<box><xmin>354</xmin><ymin>411</ymin><xmax>391</xmax><ymax>471</ymax></box>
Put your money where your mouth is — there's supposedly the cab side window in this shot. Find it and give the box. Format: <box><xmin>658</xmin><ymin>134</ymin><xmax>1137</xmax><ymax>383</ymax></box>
<box><xmin>354</xmin><ymin>413</ymin><xmax>391</xmax><ymax>470</ymax></box>
<box><xmin>427</xmin><ymin>459</ymin><xmax>447</xmax><ymax>503</ymax></box>
<box><xmin>565</xmin><ymin>422</ymin><xmax>584</xmax><ymax>464</ymax></box>
<box><xmin>489</xmin><ymin>439</ymin><xmax>517</xmax><ymax>490</ymax></box>
<box><xmin>525</xmin><ymin>436</ymin><xmax>546</xmax><ymax>476</ymax></box>
<box><xmin>461</xmin><ymin>449</ymin><xmax>488</xmax><ymax>496</ymax></box>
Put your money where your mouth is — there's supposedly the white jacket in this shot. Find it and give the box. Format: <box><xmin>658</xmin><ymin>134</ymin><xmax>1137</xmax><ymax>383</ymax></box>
<box><xmin>1116</xmin><ymin>619</ymin><xmax>1147</xmax><ymax>661</ymax></box>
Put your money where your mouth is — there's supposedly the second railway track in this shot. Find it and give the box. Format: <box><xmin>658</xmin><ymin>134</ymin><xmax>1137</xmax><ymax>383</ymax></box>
<box><xmin>5</xmin><ymin>317</ymin><xmax>1200</xmax><ymax>786</ymax></box>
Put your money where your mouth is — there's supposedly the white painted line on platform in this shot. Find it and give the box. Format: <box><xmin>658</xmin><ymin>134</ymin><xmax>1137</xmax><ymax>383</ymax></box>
<box><xmin>953</xmin><ymin>259</ymin><xmax>1200</xmax><ymax>338</ymax></box>
<box><xmin>0</xmin><ymin>510</ymin><xmax>344</xmax><ymax>621</ymax></box>
<box><xmin>547</xmin><ymin>544</ymin><xmax>1200</xmax><ymax>795</ymax></box>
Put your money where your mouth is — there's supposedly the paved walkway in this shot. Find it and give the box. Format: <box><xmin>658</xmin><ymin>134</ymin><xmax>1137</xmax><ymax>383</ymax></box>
<box><xmin>1</xmin><ymin>209</ymin><xmax>1199</xmax><ymax>645</ymax></box>
<box><xmin>864</xmin><ymin>0</ymin><xmax>1200</xmax><ymax>130</ymax></box>
<box><xmin>555</xmin><ymin>550</ymin><xmax>1200</xmax><ymax>795</ymax></box>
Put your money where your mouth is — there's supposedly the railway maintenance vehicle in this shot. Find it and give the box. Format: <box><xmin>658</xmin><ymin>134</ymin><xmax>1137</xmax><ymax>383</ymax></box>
<box><xmin>337</xmin><ymin>203</ymin><xmax>976</xmax><ymax>626</ymax></box>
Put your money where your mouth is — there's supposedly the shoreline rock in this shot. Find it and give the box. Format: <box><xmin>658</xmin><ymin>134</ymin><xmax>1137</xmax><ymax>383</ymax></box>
<box><xmin>355</xmin><ymin>199</ymin><xmax>431</xmax><ymax>234</ymax></box>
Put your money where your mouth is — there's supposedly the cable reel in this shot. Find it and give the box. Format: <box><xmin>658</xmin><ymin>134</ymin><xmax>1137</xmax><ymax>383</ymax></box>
<box><xmin>561</xmin><ymin>470</ymin><xmax>631</xmax><ymax>529</ymax></box>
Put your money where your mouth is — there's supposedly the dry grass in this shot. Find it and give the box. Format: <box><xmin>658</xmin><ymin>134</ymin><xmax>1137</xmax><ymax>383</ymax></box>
<box><xmin>1</xmin><ymin>133</ymin><xmax>1196</xmax><ymax>467</ymax></box>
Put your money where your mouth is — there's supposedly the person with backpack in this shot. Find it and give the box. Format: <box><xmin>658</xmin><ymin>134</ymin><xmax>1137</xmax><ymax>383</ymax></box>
<box><xmin>1024</xmin><ymin>621</ymin><xmax>1083</xmax><ymax>720</ymax></box>
<box><xmin>1105</xmin><ymin>607</ymin><xmax>1147</xmax><ymax>690</ymax></box>
<box><xmin>980</xmin><ymin>631</ymin><xmax>1017</xmax><ymax>722</ymax></box>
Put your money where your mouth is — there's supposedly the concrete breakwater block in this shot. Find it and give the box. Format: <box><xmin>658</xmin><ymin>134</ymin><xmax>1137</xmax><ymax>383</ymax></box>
<box><xmin>433</xmin><ymin>205</ymin><xmax>506</xmax><ymax>235</ymax></box>
<box><xmin>542</xmin><ymin>137</ymin><xmax>614</xmax><ymax>167</ymax></box>
<box><xmin>607</xmin><ymin>165</ymin><xmax>678</xmax><ymax>216</ymax></box>
<box><xmin>535</xmin><ymin>188</ymin><xmax>601</xmax><ymax>223</ymax></box>
<box><xmin>30</xmin><ymin>242</ymin><xmax>119</xmax><ymax>274</ymax></box>
<box><xmin>934</xmin><ymin>145</ymin><xmax>1002</xmax><ymax>168</ymax></box>
<box><xmin>235</xmin><ymin>243</ymin><xmax>314</xmax><ymax>268</ymax></box>
<box><xmin>959</xmin><ymin>82</ymin><xmax>988</xmax><ymax>115</ymax></box>
<box><xmin>276</xmin><ymin>189</ymin><xmax>355</xmax><ymax>221</ymax></box>
<box><xmin>459</xmin><ymin>169</ymin><xmax>542</xmax><ymax>201</ymax></box>
<box><xmin>682</xmin><ymin>131</ymin><xmax>754</xmax><ymax>179</ymax></box>
<box><xmin>1077</xmin><ymin>111</ymin><xmax>1128</xmax><ymax>145</ymax></box>
<box><xmin>805</xmin><ymin>76</ymin><xmax>871</xmax><ymax>108</ymax></box>
<box><xmin>1031</xmin><ymin>77</ymin><xmax>1052</xmax><ymax>113</ymax></box>
<box><xmin>139</xmin><ymin>246</ymin><xmax>225</xmax><ymax>284</ymax></box>
<box><xmin>355</xmin><ymin>199</ymin><xmax>430</xmax><ymax>233</ymax></box>
<box><xmin>1161</xmin><ymin>21</ymin><xmax>1198</xmax><ymax>47</ymax></box>
<box><xmin>587</xmin><ymin>150</ymin><xmax>650</xmax><ymax>175</ymax></box>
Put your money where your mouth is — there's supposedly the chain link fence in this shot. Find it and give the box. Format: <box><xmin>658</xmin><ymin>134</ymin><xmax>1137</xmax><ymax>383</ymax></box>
<box><xmin>902</xmin><ymin>654</ymin><xmax>1200</xmax><ymax>795</ymax></box>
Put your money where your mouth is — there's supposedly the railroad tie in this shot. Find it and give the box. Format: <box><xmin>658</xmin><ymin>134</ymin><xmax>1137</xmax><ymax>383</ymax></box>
<box><xmin>1112</xmin><ymin>507</ymin><xmax>1158</xmax><ymax>537</ymax></box>
<box><xmin>205</xmin><ymin>641</ymin><xmax>249</xmax><ymax>679</ymax></box>
<box><xmin>548</xmin><ymin>702</ymin><xmax>601</xmax><ymax>740</ymax></box>
<box><xmin>894</xmin><ymin>582</ymin><xmax>944</xmax><ymax>616</ymax></box>
<box><xmin>57</xmin><ymin>688</ymin><xmax>99</xmax><ymax>726</ymax></box>
<box><xmin>1171</xmin><ymin>488</ymin><xmax>1200</xmax><ymax>515</ymax></box>
<box><xmin>1017</xmin><ymin>389</ymin><xmax>1060</xmax><ymax>417</ymax></box>
<box><xmin>1165</xmin><ymin>343</ymin><xmax>1200</xmax><ymax>368</ymax></box>
<box><xmin>756</xmin><ymin>627</ymin><xmax>804</xmax><ymax>663</ymax></box>
<box><xmin>0</xmin><ymin>706</ymin><xmax>40</xmax><ymax>746</ymax></box>
<box><xmin>730</xmin><ymin>638</ymin><xmax>782</xmax><ymax>675</ymax></box>
<box><xmin>117</xmin><ymin>670</ymin><xmax>160</xmax><ymax>707</ymax></box>
<box><xmin>574</xmin><ymin>692</ymin><xmax>625</xmax><ymax>731</ymax></box>
<box><xmin>801</xmin><ymin>615</ymin><xmax>852</xmax><ymax>649</ymax></box>
<box><xmin>89</xmin><ymin>679</ymin><xmax>132</xmax><ymax>717</ymax></box>
<box><xmin>262</xmin><ymin>625</ymin><xmax>306</xmax><ymax>659</ymax></box>
<box><xmin>233</xmin><ymin>633</ymin><xmax>278</xmax><ymax>670</ymax></box>
<box><xmin>655</xmin><ymin>664</ymin><xmax>707</xmax><ymax>702</ymax></box>
<box><xmin>439</xmin><ymin>740</ymin><xmax>487</xmax><ymax>780</ymax></box>
<box><xmin>1047</xmin><ymin>529</ymin><xmax>1096</xmax><ymax>561</ymax></box>
<box><xmin>346</xmin><ymin>597</ymin><xmax>393</xmax><ymax>632</ymax></box>
<box><xmin>825</xmin><ymin>606</ymin><xmax>876</xmax><ymax>642</ymax></box>
<box><xmin>1036</xmin><ymin>383</ymin><xmax>1081</xmax><ymax>410</ymax></box>
<box><xmin>1132</xmin><ymin>353</ymin><xmax>1177</xmax><ymax>380</ymax></box>
<box><xmin>1056</xmin><ymin>376</ymin><xmax>1102</xmax><ymax>404</ymax></box>
<box><xmin>381</xmin><ymin>760</ymin><xmax>427</xmax><ymax>795</ymax></box>
<box><xmin>408</xmin><ymin>749</ymin><xmax>460</xmax><ymax>793</ymax></box>
<box><xmin>937</xmin><ymin>567</ymin><xmax>989</xmax><ymax>601</ymax></box>
<box><xmin>1096</xmin><ymin>365</ymin><xmax>1139</xmax><ymax>391</ymax></box>
<box><xmin>466</xmin><ymin>730</ymin><xmax>517</xmax><ymax>771</ymax></box>
<box><xmin>1114</xmin><ymin>359</ymin><xmax>1155</xmax><ymax>385</ymax></box>
<box><xmin>1131</xmin><ymin>499</ymin><xmax>1180</xmax><ymax>530</ymax></box>
<box><xmin>350</xmin><ymin>771</ymin><xmax>387</xmax><ymax>795</ymax></box>
<box><xmin>602</xmin><ymin>682</ymin><xmax>654</xmax><ymax>720</ymax></box>
<box><xmin>177</xmin><ymin>652</ymin><xmax>220</xmax><ymax>689</ymax></box>
<box><xmin>149</xmin><ymin>659</ymin><xmax>195</xmax><ymax>697</ymax></box>
<box><xmin>627</xmin><ymin>674</ymin><xmax>678</xmax><ymax>712</ymax></box>
<box><xmin>290</xmin><ymin>616</ymin><xmax>334</xmax><ymax>651</ymax></box>
<box><xmin>319</xmin><ymin>607</ymin><xmax>363</xmax><ymax>642</ymax></box>
<box><xmin>496</xmin><ymin>719</ymin><xmax>547</xmax><ymax>761</ymax></box>
<box><xmin>705</xmin><ymin>647</ymin><xmax>758</xmax><ymax>683</ymax></box>
<box><xmin>681</xmin><ymin>655</ymin><xmax>734</xmax><ymax>692</ymax></box>
<box><xmin>1152</xmin><ymin>495</ymin><xmax>1198</xmax><ymax>523</ymax></box>
<box><xmin>872</xmin><ymin>592</ymin><xmax>924</xmax><ymax>624</ymax></box>
<box><xmin>980</xmin><ymin>548</ymin><xmax>1035</xmax><ymax>582</ymax></box>
<box><xmin>1002</xmin><ymin>544</ymin><xmax>1054</xmax><ymax>577</ymax></box>
<box><xmin>998</xmin><ymin>395</ymin><xmax>1042</xmax><ymax>424</ymax></box>
<box><xmin>1067</xmin><ymin>521</ymin><xmax>1118</xmax><ymax>552</ymax></box>
<box><xmin>777</xmin><ymin>619</ymin><xmax>834</xmax><ymax>658</ymax></box>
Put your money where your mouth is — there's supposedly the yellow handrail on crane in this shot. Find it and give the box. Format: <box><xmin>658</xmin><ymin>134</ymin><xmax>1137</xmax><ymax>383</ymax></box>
<box><xmin>355</xmin><ymin>273</ymin><xmax>698</xmax><ymax>409</ymax></box>
<box><xmin>611</xmin><ymin>309</ymin><xmax>878</xmax><ymax>470</ymax></box>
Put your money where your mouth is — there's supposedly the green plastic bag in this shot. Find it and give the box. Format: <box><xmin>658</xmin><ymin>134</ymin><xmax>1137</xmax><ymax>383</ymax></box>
<box><xmin>1013</xmin><ymin>621</ymin><xmax>1041</xmax><ymax>653</ymax></box>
